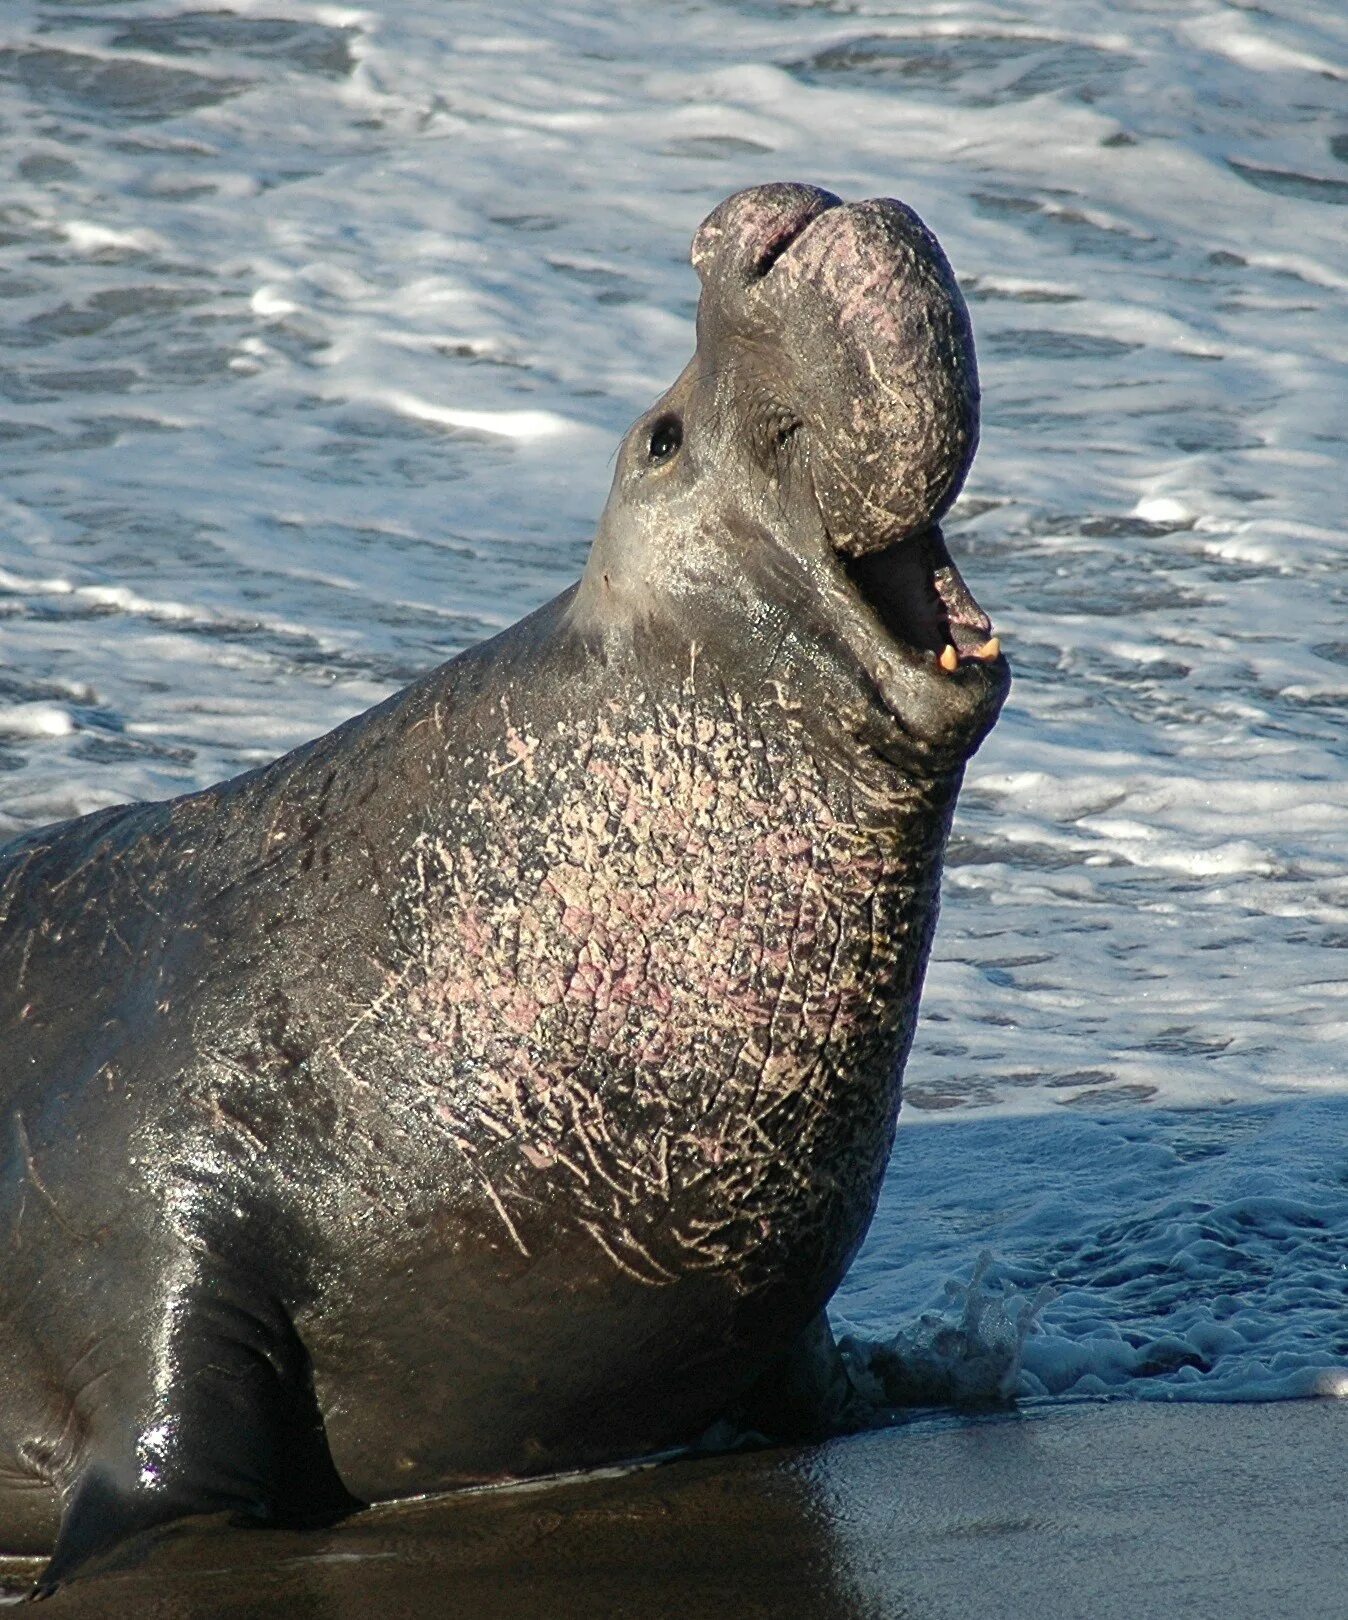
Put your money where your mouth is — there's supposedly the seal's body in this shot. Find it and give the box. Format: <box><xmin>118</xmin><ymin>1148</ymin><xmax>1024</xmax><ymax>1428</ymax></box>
<box><xmin>0</xmin><ymin>185</ymin><xmax>1008</xmax><ymax>1588</ymax></box>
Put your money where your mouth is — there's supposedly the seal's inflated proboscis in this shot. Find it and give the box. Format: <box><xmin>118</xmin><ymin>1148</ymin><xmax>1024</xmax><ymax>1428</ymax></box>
<box><xmin>0</xmin><ymin>185</ymin><xmax>1008</xmax><ymax>1590</ymax></box>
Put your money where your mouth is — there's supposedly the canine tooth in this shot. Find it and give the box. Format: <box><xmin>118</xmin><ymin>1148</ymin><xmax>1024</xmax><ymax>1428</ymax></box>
<box><xmin>972</xmin><ymin>637</ymin><xmax>1001</xmax><ymax>661</ymax></box>
<box><xmin>939</xmin><ymin>644</ymin><xmax>959</xmax><ymax>673</ymax></box>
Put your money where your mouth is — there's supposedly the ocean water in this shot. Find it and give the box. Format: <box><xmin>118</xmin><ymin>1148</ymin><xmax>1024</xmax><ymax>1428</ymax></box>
<box><xmin>0</xmin><ymin>0</ymin><xmax>1344</xmax><ymax>1408</ymax></box>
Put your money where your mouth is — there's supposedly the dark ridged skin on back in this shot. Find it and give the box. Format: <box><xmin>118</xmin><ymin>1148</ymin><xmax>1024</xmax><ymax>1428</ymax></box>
<box><xmin>0</xmin><ymin>185</ymin><xmax>1008</xmax><ymax>1587</ymax></box>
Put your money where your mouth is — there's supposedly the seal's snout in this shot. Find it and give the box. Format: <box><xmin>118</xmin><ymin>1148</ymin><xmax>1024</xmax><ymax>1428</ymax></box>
<box><xmin>690</xmin><ymin>184</ymin><xmax>979</xmax><ymax>558</ymax></box>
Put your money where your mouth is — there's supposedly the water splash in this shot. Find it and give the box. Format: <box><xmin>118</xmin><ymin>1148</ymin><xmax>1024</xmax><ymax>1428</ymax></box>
<box><xmin>841</xmin><ymin>1254</ymin><xmax>1055</xmax><ymax>1412</ymax></box>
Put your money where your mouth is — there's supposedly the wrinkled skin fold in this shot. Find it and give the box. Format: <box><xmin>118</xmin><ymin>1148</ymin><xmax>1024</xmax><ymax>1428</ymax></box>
<box><xmin>0</xmin><ymin>184</ymin><xmax>1008</xmax><ymax>1592</ymax></box>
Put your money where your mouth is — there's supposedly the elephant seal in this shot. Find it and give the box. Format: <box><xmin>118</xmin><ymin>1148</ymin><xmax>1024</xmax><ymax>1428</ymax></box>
<box><xmin>0</xmin><ymin>183</ymin><xmax>1007</xmax><ymax>1590</ymax></box>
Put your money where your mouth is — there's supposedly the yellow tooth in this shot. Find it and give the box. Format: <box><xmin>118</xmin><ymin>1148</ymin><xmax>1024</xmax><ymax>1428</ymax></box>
<box><xmin>971</xmin><ymin>637</ymin><xmax>1001</xmax><ymax>661</ymax></box>
<box><xmin>939</xmin><ymin>644</ymin><xmax>959</xmax><ymax>673</ymax></box>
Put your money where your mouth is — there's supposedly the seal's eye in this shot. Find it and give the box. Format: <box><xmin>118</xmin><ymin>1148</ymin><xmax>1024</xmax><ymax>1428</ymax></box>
<box><xmin>647</xmin><ymin>414</ymin><xmax>683</xmax><ymax>464</ymax></box>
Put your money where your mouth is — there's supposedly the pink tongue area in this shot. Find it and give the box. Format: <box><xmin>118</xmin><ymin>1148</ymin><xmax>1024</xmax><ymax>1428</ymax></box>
<box><xmin>935</xmin><ymin>558</ymin><xmax>992</xmax><ymax>648</ymax></box>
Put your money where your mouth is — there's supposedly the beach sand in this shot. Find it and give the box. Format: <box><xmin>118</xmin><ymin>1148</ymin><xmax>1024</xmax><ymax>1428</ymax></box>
<box><xmin>9</xmin><ymin>1398</ymin><xmax>1344</xmax><ymax>1618</ymax></box>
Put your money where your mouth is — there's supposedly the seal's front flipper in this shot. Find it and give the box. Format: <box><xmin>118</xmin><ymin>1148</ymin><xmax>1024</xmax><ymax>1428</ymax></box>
<box><xmin>35</xmin><ymin>1282</ymin><xmax>359</xmax><ymax>1596</ymax></box>
<box><xmin>734</xmin><ymin>1311</ymin><xmax>859</xmax><ymax>1444</ymax></box>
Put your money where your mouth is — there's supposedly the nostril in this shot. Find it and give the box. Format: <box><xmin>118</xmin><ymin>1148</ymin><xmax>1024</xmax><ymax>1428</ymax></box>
<box><xmin>751</xmin><ymin>208</ymin><xmax>828</xmax><ymax>278</ymax></box>
<box><xmin>691</xmin><ymin>184</ymin><xmax>840</xmax><ymax>286</ymax></box>
<box><xmin>752</xmin><ymin>224</ymin><xmax>801</xmax><ymax>278</ymax></box>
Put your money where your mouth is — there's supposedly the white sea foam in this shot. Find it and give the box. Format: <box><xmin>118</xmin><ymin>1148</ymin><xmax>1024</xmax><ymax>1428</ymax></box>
<box><xmin>371</xmin><ymin>393</ymin><xmax>582</xmax><ymax>441</ymax></box>
<box><xmin>0</xmin><ymin>0</ymin><xmax>1344</xmax><ymax>1405</ymax></box>
<box><xmin>0</xmin><ymin>705</ymin><xmax>76</xmax><ymax>739</ymax></box>
<box><xmin>60</xmin><ymin>221</ymin><xmax>166</xmax><ymax>257</ymax></box>
<box><xmin>836</xmin><ymin>1098</ymin><xmax>1348</xmax><ymax>1404</ymax></box>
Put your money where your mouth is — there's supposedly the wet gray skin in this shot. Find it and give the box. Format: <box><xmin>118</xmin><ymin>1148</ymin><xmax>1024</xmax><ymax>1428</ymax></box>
<box><xmin>0</xmin><ymin>183</ymin><xmax>1008</xmax><ymax>1593</ymax></box>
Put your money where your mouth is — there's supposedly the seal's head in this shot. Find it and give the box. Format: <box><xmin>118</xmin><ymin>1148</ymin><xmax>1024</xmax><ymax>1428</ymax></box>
<box><xmin>578</xmin><ymin>183</ymin><xmax>1008</xmax><ymax>769</ymax></box>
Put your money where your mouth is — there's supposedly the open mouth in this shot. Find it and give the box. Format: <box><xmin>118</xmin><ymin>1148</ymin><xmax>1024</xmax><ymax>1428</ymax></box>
<box><xmin>842</xmin><ymin>529</ymin><xmax>1000</xmax><ymax>674</ymax></box>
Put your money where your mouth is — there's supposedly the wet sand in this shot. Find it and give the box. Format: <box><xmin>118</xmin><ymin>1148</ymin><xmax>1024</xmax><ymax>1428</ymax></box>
<box><xmin>7</xmin><ymin>1399</ymin><xmax>1344</xmax><ymax>1617</ymax></box>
